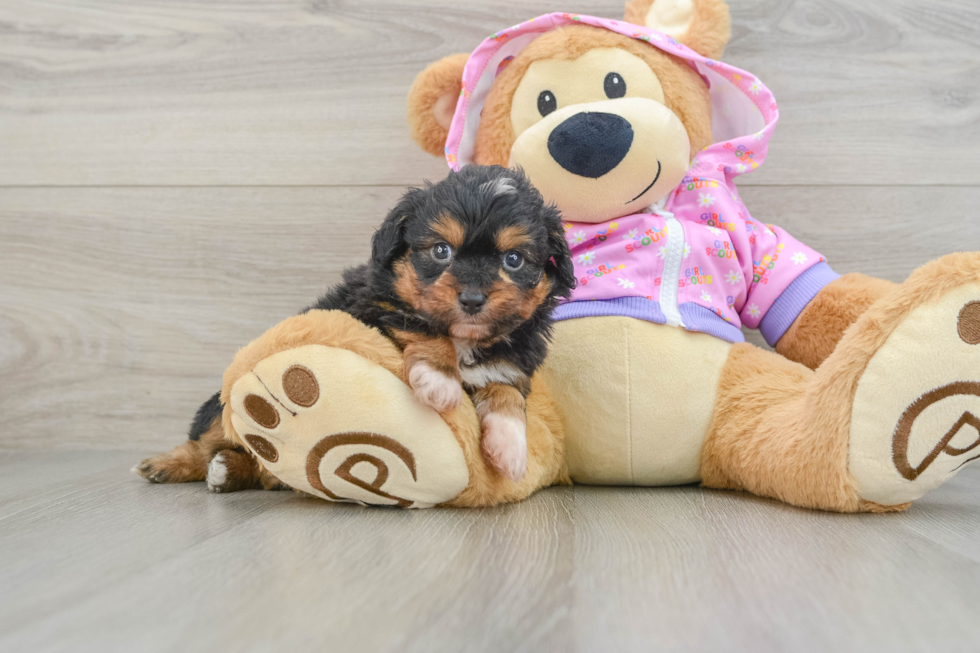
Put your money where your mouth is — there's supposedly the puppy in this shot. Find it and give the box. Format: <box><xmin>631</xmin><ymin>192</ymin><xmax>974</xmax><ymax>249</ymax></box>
<box><xmin>135</xmin><ymin>165</ymin><xmax>575</xmax><ymax>490</ymax></box>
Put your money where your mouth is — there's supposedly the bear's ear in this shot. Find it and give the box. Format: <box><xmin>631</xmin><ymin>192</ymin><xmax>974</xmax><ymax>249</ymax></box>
<box><xmin>624</xmin><ymin>0</ymin><xmax>731</xmax><ymax>60</ymax></box>
<box><xmin>407</xmin><ymin>53</ymin><xmax>470</xmax><ymax>157</ymax></box>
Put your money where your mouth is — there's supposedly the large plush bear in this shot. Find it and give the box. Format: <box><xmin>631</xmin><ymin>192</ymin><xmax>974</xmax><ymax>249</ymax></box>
<box><xmin>138</xmin><ymin>0</ymin><xmax>980</xmax><ymax>512</ymax></box>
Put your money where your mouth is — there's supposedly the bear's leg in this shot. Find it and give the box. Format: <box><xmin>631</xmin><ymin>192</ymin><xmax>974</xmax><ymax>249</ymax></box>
<box><xmin>775</xmin><ymin>273</ymin><xmax>895</xmax><ymax>370</ymax></box>
<box><xmin>703</xmin><ymin>253</ymin><xmax>980</xmax><ymax>512</ymax></box>
<box><xmin>221</xmin><ymin>309</ymin><xmax>566</xmax><ymax>508</ymax></box>
<box><xmin>700</xmin><ymin>343</ymin><xmax>879</xmax><ymax>512</ymax></box>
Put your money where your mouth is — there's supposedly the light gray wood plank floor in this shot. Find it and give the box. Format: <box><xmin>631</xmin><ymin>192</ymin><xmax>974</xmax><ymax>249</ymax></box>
<box><xmin>2</xmin><ymin>0</ymin><xmax>979</xmax><ymax>650</ymax></box>
<box><xmin>1</xmin><ymin>452</ymin><xmax>979</xmax><ymax>652</ymax></box>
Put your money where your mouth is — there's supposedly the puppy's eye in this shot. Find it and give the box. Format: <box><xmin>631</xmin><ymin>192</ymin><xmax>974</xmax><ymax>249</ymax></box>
<box><xmin>431</xmin><ymin>242</ymin><xmax>453</xmax><ymax>262</ymax></box>
<box><xmin>537</xmin><ymin>91</ymin><xmax>557</xmax><ymax>117</ymax></box>
<box><xmin>502</xmin><ymin>251</ymin><xmax>524</xmax><ymax>271</ymax></box>
<box><xmin>604</xmin><ymin>72</ymin><xmax>626</xmax><ymax>99</ymax></box>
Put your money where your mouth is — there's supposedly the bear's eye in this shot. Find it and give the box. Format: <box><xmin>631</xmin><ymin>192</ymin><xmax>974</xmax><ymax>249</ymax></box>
<box><xmin>537</xmin><ymin>90</ymin><xmax>557</xmax><ymax>117</ymax></box>
<box><xmin>604</xmin><ymin>72</ymin><xmax>626</xmax><ymax>99</ymax></box>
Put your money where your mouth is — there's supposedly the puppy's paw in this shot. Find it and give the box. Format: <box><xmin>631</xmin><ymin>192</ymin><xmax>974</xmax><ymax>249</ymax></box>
<box><xmin>132</xmin><ymin>458</ymin><xmax>173</xmax><ymax>484</ymax></box>
<box><xmin>408</xmin><ymin>362</ymin><xmax>462</xmax><ymax>413</ymax></box>
<box><xmin>481</xmin><ymin>412</ymin><xmax>528</xmax><ymax>482</ymax></box>
<box><xmin>206</xmin><ymin>453</ymin><xmax>230</xmax><ymax>493</ymax></box>
<box><xmin>205</xmin><ymin>449</ymin><xmax>259</xmax><ymax>494</ymax></box>
<box><xmin>132</xmin><ymin>450</ymin><xmax>204</xmax><ymax>484</ymax></box>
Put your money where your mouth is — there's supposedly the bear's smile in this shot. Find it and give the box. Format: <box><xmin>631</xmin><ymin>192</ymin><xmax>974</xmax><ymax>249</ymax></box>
<box><xmin>627</xmin><ymin>159</ymin><xmax>662</xmax><ymax>204</ymax></box>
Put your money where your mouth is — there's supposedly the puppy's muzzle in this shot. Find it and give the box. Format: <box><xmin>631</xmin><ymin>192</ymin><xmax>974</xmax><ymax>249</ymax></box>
<box><xmin>547</xmin><ymin>112</ymin><xmax>634</xmax><ymax>178</ymax></box>
<box><xmin>458</xmin><ymin>290</ymin><xmax>487</xmax><ymax>315</ymax></box>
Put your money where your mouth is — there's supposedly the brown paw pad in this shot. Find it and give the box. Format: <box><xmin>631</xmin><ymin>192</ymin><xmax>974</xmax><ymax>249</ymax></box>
<box><xmin>282</xmin><ymin>365</ymin><xmax>319</xmax><ymax>407</ymax></box>
<box><xmin>244</xmin><ymin>394</ymin><xmax>280</xmax><ymax>429</ymax></box>
<box><xmin>958</xmin><ymin>301</ymin><xmax>980</xmax><ymax>345</ymax></box>
<box><xmin>244</xmin><ymin>434</ymin><xmax>279</xmax><ymax>463</ymax></box>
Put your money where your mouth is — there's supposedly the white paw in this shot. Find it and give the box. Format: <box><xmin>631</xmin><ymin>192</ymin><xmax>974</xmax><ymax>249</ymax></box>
<box><xmin>408</xmin><ymin>362</ymin><xmax>463</xmax><ymax>413</ymax></box>
<box><xmin>206</xmin><ymin>453</ymin><xmax>228</xmax><ymax>493</ymax></box>
<box><xmin>481</xmin><ymin>413</ymin><xmax>528</xmax><ymax>482</ymax></box>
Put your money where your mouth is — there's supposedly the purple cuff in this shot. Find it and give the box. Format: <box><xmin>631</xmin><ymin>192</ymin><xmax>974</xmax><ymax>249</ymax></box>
<box><xmin>758</xmin><ymin>262</ymin><xmax>840</xmax><ymax>347</ymax></box>
<box><xmin>553</xmin><ymin>296</ymin><xmax>667</xmax><ymax>324</ymax></box>
<box><xmin>678</xmin><ymin>303</ymin><xmax>745</xmax><ymax>343</ymax></box>
<box><xmin>552</xmin><ymin>297</ymin><xmax>746</xmax><ymax>343</ymax></box>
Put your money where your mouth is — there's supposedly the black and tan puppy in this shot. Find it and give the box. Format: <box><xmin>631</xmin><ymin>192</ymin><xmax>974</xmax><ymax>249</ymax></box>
<box><xmin>135</xmin><ymin>165</ymin><xmax>575</xmax><ymax>489</ymax></box>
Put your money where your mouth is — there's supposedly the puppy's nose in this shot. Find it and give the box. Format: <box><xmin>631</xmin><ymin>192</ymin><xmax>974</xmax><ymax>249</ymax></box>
<box><xmin>458</xmin><ymin>291</ymin><xmax>487</xmax><ymax>315</ymax></box>
<box><xmin>547</xmin><ymin>112</ymin><xmax>634</xmax><ymax>178</ymax></box>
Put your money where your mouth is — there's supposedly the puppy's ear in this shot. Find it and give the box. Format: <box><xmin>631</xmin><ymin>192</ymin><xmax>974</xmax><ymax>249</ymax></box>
<box><xmin>372</xmin><ymin>190</ymin><xmax>421</xmax><ymax>269</ymax></box>
<box><xmin>407</xmin><ymin>53</ymin><xmax>469</xmax><ymax>157</ymax></box>
<box><xmin>543</xmin><ymin>205</ymin><xmax>576</xmax><ymax>299</ymax></box>
<box><xmin>624</xmin><ymin>0</ymin><xmax>731</xmax><ymax>60</ymax></box>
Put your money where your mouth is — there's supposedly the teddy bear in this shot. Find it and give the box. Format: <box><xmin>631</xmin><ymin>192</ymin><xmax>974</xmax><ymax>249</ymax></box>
<box><xmin>160</xmin><ymin>0</ymin><xmax>980</xmax><ymax>512</ymax></box>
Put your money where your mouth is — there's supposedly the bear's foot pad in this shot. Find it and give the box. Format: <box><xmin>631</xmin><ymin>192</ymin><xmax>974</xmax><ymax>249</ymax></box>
<box><xmin>228</xmin><ymin>344</ymin><xmax>469</xmax><ymax>508</ymax></box>
<box><xmin>851</xmin><ymin>284</ymin><xmax>980</xmax><ymax>506</ymax></box>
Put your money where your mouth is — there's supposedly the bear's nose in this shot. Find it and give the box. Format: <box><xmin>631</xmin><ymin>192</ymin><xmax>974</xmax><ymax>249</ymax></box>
<box><xmin>547</xmin><ymin>112</ymin><xmax>634</xmax><ymax>178</ymax></box>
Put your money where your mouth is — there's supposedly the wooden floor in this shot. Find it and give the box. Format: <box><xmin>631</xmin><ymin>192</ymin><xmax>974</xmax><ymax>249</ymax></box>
<box><xmin>1</xmin><ymin>451</ymin><xmax>980</xmax><ymax>652</ymax></box>
<box><xmin>2</xmin><ymin>0</ymin><xmax>979</xmax><ymax>650</ymax></box>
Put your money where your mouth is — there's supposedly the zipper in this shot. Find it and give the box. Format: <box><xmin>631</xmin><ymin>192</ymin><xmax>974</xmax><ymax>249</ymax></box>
<box><xmin>657</xmin><ymin>211</ymin><xmax>686</xmax><ymax>328</ymax></box>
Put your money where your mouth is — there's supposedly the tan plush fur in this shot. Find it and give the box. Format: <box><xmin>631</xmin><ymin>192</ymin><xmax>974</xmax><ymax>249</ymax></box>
<box><xmin>776</xmin><ymin>273</ymin><xmax>897</xmax><ymax>370</ymax></box>
<box><xmin>407</xmin><ymin>52</ymin><xmax>469</xmax><ymax>156</ymax></box>
<box><xmin>220</xmin><ymin>309</ymin><xmax>567</xmax><ymax>507</ymax></box>
<box><xmin>472</xmin><ymin>25</ymin><xmax>713</xmax><ymax>167</ymax></box>
<box><xmin>701</xmin><ymin>343</ymin><xmax>862</xmax><ymax>511</ymax></box>
<box><xmin>703</xmin><ymin>253</ymin><xmax>980</xmax><ymax>512</ymax></box>
<box><xmin>624</xmin><ymin>0</ymin><xmax>732</xmax><ymax>59</ymax></box>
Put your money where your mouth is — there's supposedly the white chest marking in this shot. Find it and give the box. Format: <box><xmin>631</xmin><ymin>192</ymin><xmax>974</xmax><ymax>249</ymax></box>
<box><xmin>459</xmin><ymin>360</ymin><xmax>524</xmax><ymax>388</ymax></box>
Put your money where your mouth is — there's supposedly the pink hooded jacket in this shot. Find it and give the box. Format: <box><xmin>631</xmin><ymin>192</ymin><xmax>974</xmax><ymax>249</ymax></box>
<box><xmin>445</xmin><ymin>13</ymin><xmax>838</xmax><ymax>345</ymax></box>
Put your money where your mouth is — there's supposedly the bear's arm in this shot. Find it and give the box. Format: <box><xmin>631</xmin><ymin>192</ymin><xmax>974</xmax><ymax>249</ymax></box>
<box><xmin>774</xmin><ymin>273</ymin><xmax>896</xmax><ymax>370</ymax></box>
